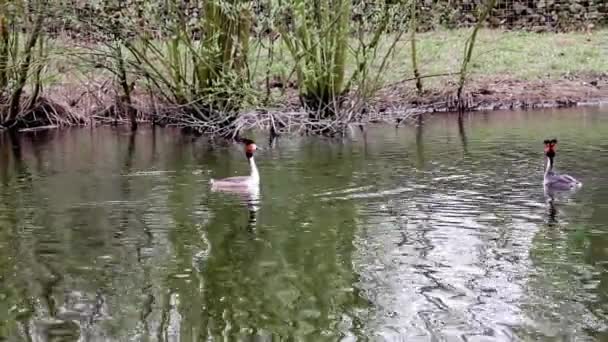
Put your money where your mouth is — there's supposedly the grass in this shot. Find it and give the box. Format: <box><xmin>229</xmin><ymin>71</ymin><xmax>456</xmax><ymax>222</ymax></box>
<box><xmin>384</xmin><ymin>28</ymin><xmax>608</xmax><ymax>83</ymax></box>
<box><xmin>48</xmin><ymin>28</ymin><xmax>608</xmax><ymax>86</ymax></box>
<box><xmin>243</xmin><ymin>28</ymin><xmax>608</xmax><ymax>99</ymax></box>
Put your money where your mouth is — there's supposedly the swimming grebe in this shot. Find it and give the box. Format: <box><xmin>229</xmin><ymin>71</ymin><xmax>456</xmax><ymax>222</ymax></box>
<box><xmin>543</xmin><ymin>139</ymin><xmax>582</xmax><ymax>190</ymax></box>
<box><xmin>210</xmin><ymin>139</ymin><xmax>259</xmax><ymax>191</ymax></box>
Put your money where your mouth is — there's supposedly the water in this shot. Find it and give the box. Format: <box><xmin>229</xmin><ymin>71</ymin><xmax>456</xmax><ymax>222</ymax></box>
<box><xmin>0</xmin><ymin>107</ymin><xmax>607</xmax><ymax>341</ymax></box>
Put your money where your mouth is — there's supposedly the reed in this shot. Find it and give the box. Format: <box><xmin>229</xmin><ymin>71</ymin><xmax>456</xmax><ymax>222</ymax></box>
<box><xmin>128</xmin><ymin>0</ymin><xmax>252</xmax><ymax>132</ymax></box>
<box><xmin>278</xmin><ymin>0</ymin><xmax>351</xmax><ymax>119</ymax></box>
<box><xmin>456</xmin><ymin>0</ymin><xmax>497</xmax><ymax>110</ymax></box>
<box><xmin>409</xmin><ymin>0</ymin><xmax>423</xmax><ymax>95</ymax></box>
<box><xmin>74</xmin><ymin>0</ymin><xmax>253</xmax><ymax>135</ymax></box>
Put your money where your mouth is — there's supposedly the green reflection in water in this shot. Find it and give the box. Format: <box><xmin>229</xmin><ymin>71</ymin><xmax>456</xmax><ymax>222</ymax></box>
<box><xmin>0</xmin><ymin>107</ymin><xmax>607</xmax><ymax>341</ymax></box>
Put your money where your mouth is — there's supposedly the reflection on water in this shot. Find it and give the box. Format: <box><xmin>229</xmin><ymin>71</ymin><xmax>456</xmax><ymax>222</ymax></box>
<box><xmin>0</xmin><ymin>107</ymin><xmax>608</xmax><ymax>341</ymax></box>
<box><xmin>211</xmin><ymin>184</ymin><xmax>260</xmax><ymax>232</ymax></box>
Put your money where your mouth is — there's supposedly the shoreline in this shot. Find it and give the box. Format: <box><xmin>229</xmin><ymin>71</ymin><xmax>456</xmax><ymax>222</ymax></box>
<box><xmin>366</xmin><ymin>73</ymin><xmax>608</xmax><ymax>118</ymax></box>
<box><xmin>5</xmin><ymin>72</ymin><xmax>608</xmax><ymax>134</ymax></box>
<box><xmin>227</xmin><ymin>73</ymin><xmax>608</xmax><ymax>130</ymax></box>
<box><xmin>4</xmin><ymin>27</ymin><xmax>607</xmax><ymax>134</ymax></box>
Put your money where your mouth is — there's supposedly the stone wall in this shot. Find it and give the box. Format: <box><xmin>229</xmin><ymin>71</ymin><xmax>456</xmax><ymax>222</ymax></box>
<box><xmin>415</xmin><ymin>0</ymin><xmax>607</xmax><ymax>31</ymax></box>
<box><xmin>454</xmin><ymin>0</ymin><xmax>606</xmax><ymax>31</ymax></box>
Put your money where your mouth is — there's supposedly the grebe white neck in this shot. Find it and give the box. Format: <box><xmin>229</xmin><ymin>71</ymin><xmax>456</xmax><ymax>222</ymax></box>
<box><xmin>248</xmin><ymin>156</ymin><xmax>259</xmax><ymax>183</ymax></box>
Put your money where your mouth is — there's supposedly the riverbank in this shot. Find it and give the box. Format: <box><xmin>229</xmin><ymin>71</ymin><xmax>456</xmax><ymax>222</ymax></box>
<box><xmin>369</xmin><ymin>72</ymin><xmax>608</xmax><ymax>117</ymax></box>
<box><xmin>4</xmin><ymin>28</ymin><xmax>608</xmax><ymax>133</ymax></box>
<box><xmin>271</xmin><ymin>28</ymin><xmax>608</xmax><ymax>122</ymax></box>
<box><xmin>15</xmin><ymin>71</ymin><xmax>608</xmax><ymax>133</ymax></box>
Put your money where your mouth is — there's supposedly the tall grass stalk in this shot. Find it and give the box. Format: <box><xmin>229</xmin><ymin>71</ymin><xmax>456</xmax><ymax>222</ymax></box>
<box><xmin>279</xmin><ymin>0</ymin><xmax>351</xmax><ymax>119</ymax></box>
<box><xmin>26</xmin><ymin>38</ymin><xmax>45</xmax><ymax>112</ymax></box>
<box><xmin>456</xmin><ymin>0</ymin><xmax>497</xmax><ymax>109</ymax></box>
<box><xmin>347</xmin><ymin>1</ymin><xmax>390</xmax><ymax>97</ymax></box>
<box><xmin>115</xmin><ymin>41</ymin><xmax>136</xmax><ymax>130</ymax></box>
<box><xmin>73</xmin><ymin>0</ymin><xmax>253</xmax><ymax>135</ymax></box>
<box><xmin>0</xmin><ymin>0</ymin><xmax>47</xmax><ymax>128</ymax></box>
<box><xmin>113</xmin><ymin>1</ymin><xmax>137</xmax><ymax>130</ymax></box>
<box><xmin>121</xmin><ymin>0</ymin><xmax>252</xmax><ymax>129</ymax></box>
<box><xmin>74</xmin><ymin>1</ymin><xmax>138</xmax><ymax>129</ymax></box>
<box><xmin>0</xmin><ymin>5</ymin><xmax>8</xmax><ymax>94</ymax></box>
<box><xmin>409</xmin><ymin>0</ymin><xmax>423</xmax><ymax>94</ymax></box>
<box><xmin>346</xmin><ymin>0</ymin><xmax>407</xmax><ymax>110</ymax></box>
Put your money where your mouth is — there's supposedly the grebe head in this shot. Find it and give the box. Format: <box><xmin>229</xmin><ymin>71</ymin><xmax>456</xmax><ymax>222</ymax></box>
<box><xmin>242</xmin><ymin>138</ymin><xmax>257</xmax><ymax>159</ymax></box>
<box><xmin>543</xmin><ymin>138</ymin><xmax>557</xmax><ymax>163</ymax></box>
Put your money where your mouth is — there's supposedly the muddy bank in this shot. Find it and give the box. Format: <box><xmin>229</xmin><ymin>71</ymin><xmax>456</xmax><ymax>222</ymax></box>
<box><xmin>3</xmin><ymin>73</ymin><xmax>608</xmax><ymax>133</ymax></box>
<box><xmin>365</xmin><ymin>73</ymin><xmax>608</xmax><ymax>119</ymax></box>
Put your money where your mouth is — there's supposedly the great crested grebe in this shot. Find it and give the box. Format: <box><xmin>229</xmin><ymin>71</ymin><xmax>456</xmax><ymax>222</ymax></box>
<box><xmin>543</xmin><ymin>138</ymin><xmax>582</xmax><ymax>190</ymax></box>
<box><xmin>210</xmin><ymin>139</ymin><xmax>259</xmax><ymax>191</ymax></box>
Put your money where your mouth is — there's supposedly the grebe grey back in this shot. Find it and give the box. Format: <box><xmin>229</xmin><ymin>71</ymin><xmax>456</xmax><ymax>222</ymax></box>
<box><xmin>543</xmin><ymin>138</ymin><xmax>582</xmax><ymax>190</ymax></box>
<box><xmin>210</xmin><ymin>139</ymin><xmax>260</xmax><ymax>191</ymax></box>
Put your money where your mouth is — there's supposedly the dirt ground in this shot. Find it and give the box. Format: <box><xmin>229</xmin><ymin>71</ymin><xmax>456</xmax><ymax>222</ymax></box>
<box><xmin>369</xmin><ymin>72</ymin><xmax>608</xmax><ymax>116</ymax></box>
<box><xmin>7</xmin><ymin>72</ymin><xmax>608</xmax><ymax>132</ymax></box>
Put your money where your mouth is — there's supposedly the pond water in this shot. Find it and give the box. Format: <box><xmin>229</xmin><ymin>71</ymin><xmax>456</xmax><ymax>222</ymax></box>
<box><xmin>1</xmin><ymin>107</ymin><xmax>608</xmax><ymax>341</ymax></box>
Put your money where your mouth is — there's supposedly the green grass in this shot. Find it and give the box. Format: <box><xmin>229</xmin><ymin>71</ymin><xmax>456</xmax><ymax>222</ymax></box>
<box><xmin>384</xmin><ymin>28</ymin><xmax>607</xmax><ymax>83</ymax></box>
<box><xmin>249</xmin><ymin>28</ymin><xmax>608</xmax><ymax>88</ymax></box>
<box><xmin>50</xmin><ymin>28</ymin><xmax>608</xmax><ymax>87</ymax></box>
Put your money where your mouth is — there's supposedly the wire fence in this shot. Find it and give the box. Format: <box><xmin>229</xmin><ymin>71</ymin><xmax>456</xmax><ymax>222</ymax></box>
<box><xmin>408</xmin><ymin>0</ymin><xmax>606</xmax><ymax>32</ymax></box>
<box><xmin>39</xmin><ymin>0</ymin><xmax>608</xmax><ymax>40</ymax></box>
<box><xmin>485</xmin><ymin>0</ymin><xmax>606</xmax><ymax>30</ymax></box>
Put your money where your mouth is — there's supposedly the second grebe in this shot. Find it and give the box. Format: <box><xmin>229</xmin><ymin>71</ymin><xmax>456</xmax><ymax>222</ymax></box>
<box><xmin>543</xmin><ymin>139</ymin><xmax>582</xmax><ymax>190</ymax></box>
<box><xmin>210</xmin><ymin>139</ymin><xmax>259</xmax><ymax>191</ymax></box>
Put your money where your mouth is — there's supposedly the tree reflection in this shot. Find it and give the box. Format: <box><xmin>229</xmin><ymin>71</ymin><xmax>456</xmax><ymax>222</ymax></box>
<box><xmin>457</xmin><ymin>112</ymin><xmax>469</xmax><ymax>155</ymax></box>
<box><xmin>7</xmin><ymin>112</ymin><xmax>607</xmax><ymax>340</ymax></box>
<box><xmin>157</xmin><ymin>138</ymin><xmax>370</xmax><ymax>340</ymax></box>
<box><xmin>0</xmin><ymin>133</ymin><xmax>31</xmax><ymax>340</ymax></box>
<box><xmin>416</xmin><ymin>114</ymin><xmax>425</xmax><ymax>169</ymax></box>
